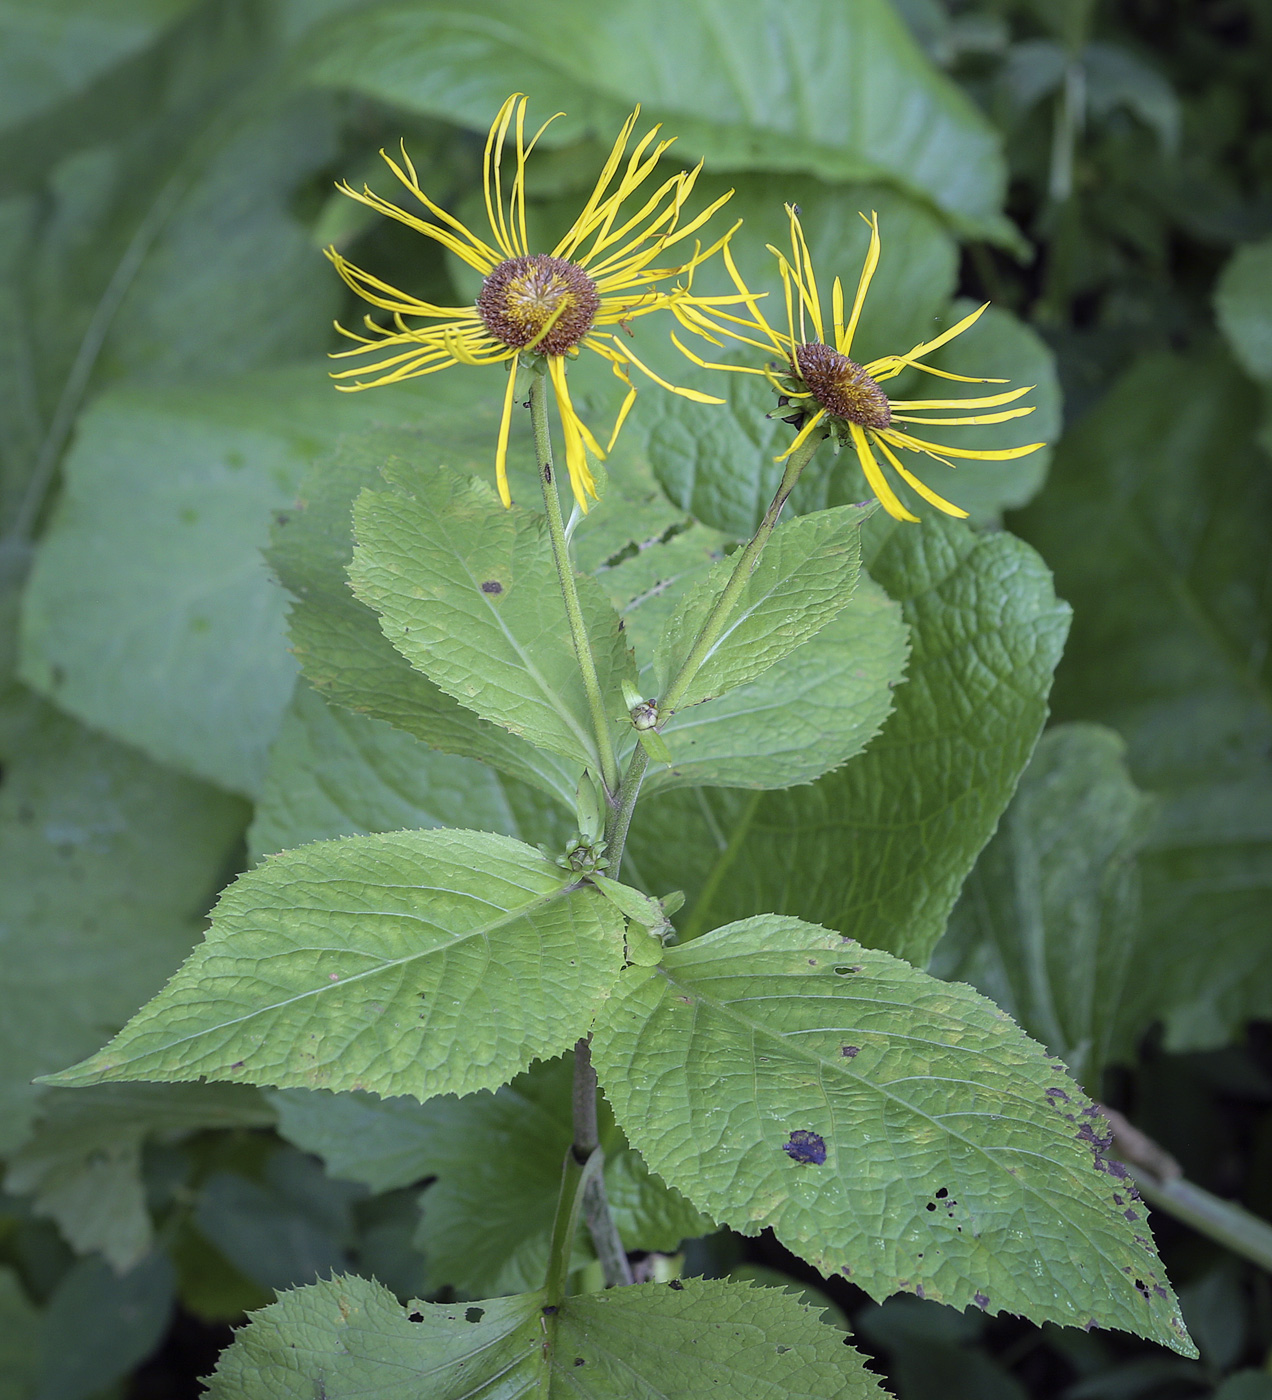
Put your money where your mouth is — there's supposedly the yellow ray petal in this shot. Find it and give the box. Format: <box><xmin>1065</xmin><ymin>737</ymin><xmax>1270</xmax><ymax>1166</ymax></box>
<box><xmin>603</xmin><ymin>337</ymin><xmax>725</xmax><ymax>402</ymax></box>
<box><xmin>872</xmin><ymin>432</ymin><xmax>968</xmax><ymax>518</ymax></box>
<box><xmin>849</xmin><ymin>422</ymin><xmax>918</xmax><ymax>522</ymax></box>
<box><xmin>548</xmin><ymin>355</ymin><xmax>597</xmax><ymax>508</ymax></box>
<box><xmin>775</xmin><ymin>408</ymin><xmax>827</xmax><ymax>462</ymax></box>
<box><xmin>787</xmin><ymin>206</ymin><xmax>824</xmax><ymax>343</ymax></box>
<box><xmin>840</xmin><ymin>210</ymin><xmax>880</xmax><ymax>356</ymax></box>
<box><xmin>894</xmin><ymin>302</ymin><xmax>989</xmax><ymax>365</ymax></box>
<box><xmin>482</xmin><ymin>94</ymin><xmax>520</xmax><ymax>260</ymax></box>
<box><xmin>890</xmin><ymin>406</ymin><xmax>1036</xmax><ymax>427</ymax></box>
<box><xmin>884</xmin><ymin>430</ymin><xmax>1046</xmax><ymax>461</ymax></box>
<box><xmin>888</xmin><ymin>385</ymin><xmax>1033</xmax><ymax>410</ymax></box>
<box><xmin>494</xmin><ymin>357</ymin><xmax>521</xmax><ymax>507</ymax></box>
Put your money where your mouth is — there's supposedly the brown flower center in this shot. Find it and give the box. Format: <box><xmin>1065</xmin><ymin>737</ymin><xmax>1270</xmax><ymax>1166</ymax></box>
<box><xmin>477</xmin><ymin>254</ymin><xmax>601</xmax><ymax>355</ymax></box>
<box><xmin>793</xmin><ymin>342</ymin><xmax>891</xmax><ymax>430</ymax></box>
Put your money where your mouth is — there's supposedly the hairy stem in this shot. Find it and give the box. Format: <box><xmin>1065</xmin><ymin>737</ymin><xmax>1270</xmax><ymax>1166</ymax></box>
<box><xmin>529</xmin><ymin>365</ymin><xmax>621</xmax><ymax>797</ymax></box>
<box><xmin>658</xmin><ymin>429</ymin><xmax>825</xmax><ymax>721</ymax></box>
<box><xmin>567</xmin><ymin>1038</ymin><xmax>634</xmax><ymax>1288</ymax></box>
<box><xmin>604</xmin><ymin>745</ymin><xmax>650</xmax><ymax>875</ymax></box>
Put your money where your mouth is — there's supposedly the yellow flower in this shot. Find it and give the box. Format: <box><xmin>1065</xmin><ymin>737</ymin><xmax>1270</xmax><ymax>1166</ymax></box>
<box><xmin>670</xmin><ymin>205</ymin><xmax>1045</xmax><ymax>522</ymax></box>
<box><xmin>325</xmin><ymin>95</ymin><xmax>736</xmax><ymax>510</ymax></box>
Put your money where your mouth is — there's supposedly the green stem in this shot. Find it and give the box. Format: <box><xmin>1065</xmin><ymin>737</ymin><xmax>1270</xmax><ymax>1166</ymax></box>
<box><xmin>658</xmin><ymin>429</ymin><xmax>825</xmax><ymax>721</ymax></box>
<box><xmin>529</xmin><ymin>365</ymin><xmax>621</xmax><ymax>798</ymax></box>
<box><xmin>603</xmin><ymin>744</ymin><xmax>649</xmax><ymax>874</ymax></box>
<box><xmin>544</xmin><ymin>1144</ymin><xmax>596</xmax><ymax>1302</ymax></box>
<box><xmin>1131</xmin><ymin>1170</ymin><xmax>1272</xmax><ymax>1275</ymax></box>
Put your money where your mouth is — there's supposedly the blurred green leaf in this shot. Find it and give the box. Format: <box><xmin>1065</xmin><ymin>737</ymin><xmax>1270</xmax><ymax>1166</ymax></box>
<box><xmin>0</xmin><ymin>691</ymin><xmax>245</xmax><ymax>1154</ymax></box>
<box><xmin>592</xmin><ymin>914</ymin><xmax>1194</xmax><ymax>1353</ymax></box>
<box><xmin>1215</xmin><ymin>238</ymin><xmax>1272</xmax><ymax>384</ymax></box>
<box><xmin>250</xmin><ymin>680</ymin><xmax>573</xmax><ymax>860</ymax></box>
<box><xmin>270</xmin><ymin>423</ymin><xmax>584</xmax><ymax>809</ymax></box>
<box><xmin>349</xmin><ymin>461</ymin><xmax>637</xmax><ymax>771</ymax></box>
<box><xmin>5</xmin><ymin>1083</ymin><xmax>273</xmax><ymax>1273</ymax></box>
<box><xmin>44</xmin><ymin>829</ymin><xmax>625</xmax><ymax>1100</ymax></box>
<box><xmin>303</xmin><ymin>0</ymin><xmax>1012</xmax><ymax>239</ymax></box>
<box><xmin>1012</xmin><ymin>351</ymin><xmax>1272</xmax><ymax>1050</ymax></box>
<box><xmin>0</xmin><ymin>0</ymin><xmax>197</xmax><ymax>134</ymax></box>
<box><xmin>934</xmin><ymin>724</ymin><xmax>1158</xmax><ymax>1089</ymax></box>
<box><xmin>195</xmin><ymin>1148</ymin><xmax>365</xmax><ymax>1296</ymax></box>
<box><xmin>0</xmin><ymin>1267</ymin><xmax>38</xmax><ymax>1398</ymax></box>
<box><xmin>626</xmin><ymin>518</ymin><xmax>1069</xmax><ymax>965</ymax></box>
<box><xmin>35</xmin><ymin>1251</ymin><xmax>174</xmax><ymax>1400</ymax></box>
<box><xmin>206</xmin><ymin>1273</ymin><xmax>885</xmax><ymax>1399</ymax></box>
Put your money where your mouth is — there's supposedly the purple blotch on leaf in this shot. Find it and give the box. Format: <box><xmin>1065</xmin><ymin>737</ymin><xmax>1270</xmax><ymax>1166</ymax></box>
<box><xmin>973</xmin><ymin>1292</ymin><xmax>989</xmax><ymax>1310</ymax></box>
<box><xmin>783</xmin><ymin>1129</ymin><xmax>827</xmax><ymax>1165</ymax></box>
<box><xmin>841</xmin><ymin>1045</ymin><xmax>860</xmax><ymax>1058</ymax></box>
<box><xmin>481</xmin><ymin>580</ymin><xmax>503</xmax><ymax>594</ymax></box>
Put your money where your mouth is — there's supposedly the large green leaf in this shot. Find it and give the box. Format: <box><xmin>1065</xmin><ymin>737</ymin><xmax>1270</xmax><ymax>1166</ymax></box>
<box><xmin>206</xmin><ymin>1273</ymin><xmax>885</xmax><ymax>1399</ymax></box>
<box><xmin>1012</xmin><ymin>351</ymin><xmax>1272</xmax><ymax>1050</ymax></box>
<box><xmin>303</xmin><ymin>0</ymin><xmax>1011</xmax><ymax>239</ymax></box>
<box><xmin>933</xmin><ymin>724</ymin><xmax>1158</xmax><ymax>1090</ymax></box>
<box><xmin>0</xmin><ymin>691</ymin><xmax>245</xmax><ymax>1154</ymax></box>
<box><xmin>43</xmin><ymin>829</ymin><xmax>626</xmax><ymax>1100</ymax></box>
<box><xmin>272</xmin><ymin>1057</ymin><xmax>712</xmax><ymax>1298</ymax></box>
<box><xmin>269</xmin><ymin>425</ymin><xmax>583</xmax><ymax>810</ymax></box>
<box><xmin>350</xmin><ymin>460</ymin><xmax>637</xmax><ymax>770</ymax></box>
<box><xmin>18</xmin><ymin>370</ymin><xmax>452</xmax><ymax>797</ymax></box>
<box><xmin>250</xmin><ymin>681</ymin><xmax>573</xmax><ymax>860</ymax></box>
<box><xmin>592</xmin><ymin>914</ymin><xmax>1194</xmax><ymax>1354</ymax></box>
<box><xmin>626</xmin><ymin>518</ymin><xmax>1069</xmax><ymax>963</ymax></box>
<box><xmin>5</xmin><ymin>1083</ymin><xmax>273</xmax><ymax>1272</ymax></box>
<box><xmin>655</xmin><ymin>505</ymin><xmax>867</xmax><ymax>707</ymax></box>
<box><xmin>1215</xmin><ymin>238</ymin><xmax>1272</xmax><ymax>383</ymax></box>
<box><xmin>0</xmin><ymin>1267</ymin><xmax>38</xmax><ymax>1399</ymax></box>
<box><xmin>0</xmin><ymin>0</ymin><xmax>196</xmax><ymax>134</ymax></box>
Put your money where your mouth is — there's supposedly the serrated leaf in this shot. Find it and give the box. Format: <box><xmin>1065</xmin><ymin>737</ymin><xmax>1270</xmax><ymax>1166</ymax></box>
<box><xmin>268</xmin><ymin>421</ymin><xmax>583</xmax><ymax>809</ymax></box>
<box><xmin>249</xmin><ymin>681</ymin><xmax>574</xmax><ymax>860</ymax></box>
<box><xmin>655</xmin><ymin>505</ymin><xmax>868</xmax><ymax>708</ymax></box>
<box><xmin>5</xmin><ymin>1082</ymin><xmax>273</xmax><ymax>1272</ymax></box>
<box><xmin>591</xmin><ymin>914</ymin><xmax>1194</xmax><ymax>1355</ymax></box>
<box><xmin>42</xmin><ymin>829</ymin><xmax>625</xmax><ymax>1100</ymax></box>
<box><xmin>304</xmin><ymin>0</ymin><xmax>1011</xmax><ymax>238</ymax></box>
<box><xmin>0</xmin><ymin>691</ymin><xmax>245</xmax><ymax>1154</ymax></box>
<box><xmin>272</xmin><ymin>1056</ymin><xmax>712</xmax><ymax>1297</ymax></box>
<box><xmin>1215</xmin><ymin>237</ymin><xmax>1272</xmax><ymax>383</ymax></box>
<box><xmin>627</xmin><ymin>519</ymin><xmax>1069</xmax><ymax>962</ymax></box>
<box><xmin>1012</xmin><ymin>351</ymin><xmax>1272</xmax><ymax>1050</ymax></box>
<box><xmin>349</xmin><ymin>460</ymin><xmax>636</xmax><ymax>771</ymax></box>
<box><xmin>935</xmin><ymin>724</ymin><xmax>1158</xmax><ymax>1089</ymax></box>
<box><xmin>206</xmin><ymin>1273</ymin><xmax>885</xmax><ymax>1399</ymax></box>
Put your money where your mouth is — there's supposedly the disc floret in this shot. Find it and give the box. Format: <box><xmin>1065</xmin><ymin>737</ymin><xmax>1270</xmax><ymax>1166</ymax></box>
<box><xmin>477</xmin><ymin>254</ymin><xmax>602</xmax><ymax>355</ymax></box>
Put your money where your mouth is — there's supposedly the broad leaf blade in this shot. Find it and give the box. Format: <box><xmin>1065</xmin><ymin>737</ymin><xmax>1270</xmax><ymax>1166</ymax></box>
<box><xmin>591</xmin><ymin>915</ymin><xmax>1194</xmax><ymax>1354</ymax></box>
<box><xmin>43</xmin><ymin>829</ymin><xmax>625</xmax><ymax>1100</ymax></box>
<box><xmin>935</xmin><ymin>723</ymin><xmax>1158</xmax><ymax>1089</ymax></box>
<box><xmin>268</xmin><ymin>423</ymin><xmax>582</xmax><ymax>809</ymax></box>
<box><xmin>655</xmin><ymin>505</ymin><xmax>868</xmax><ymax>708</ymax></box>
<box><xmin>350</xmin><ymin>461</ymin><xmax>636</xmax><ymax>770</ymax></box>
<box><xmin>206</xmin><ymin>1273</ymin><xmax>885</xmax><ymax>1399</ymax></box>
<box><xmin>1215</xmin><ymin>237</ymin><xmax>1272</xmax><ymax>383</ymax></box>
<box><xmin>627</xmin><ymin>519</ymin><xmax>1069</xmax><ymax>962</ymax></box>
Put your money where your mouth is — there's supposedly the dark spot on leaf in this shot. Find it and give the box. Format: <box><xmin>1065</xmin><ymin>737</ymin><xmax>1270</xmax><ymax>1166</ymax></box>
<box><xmin>1084</xmin><ymin>1319</ymin><xmax>1097</xmax><ymax>1332</ymax></box>
<box><xmin>841</xmin><ymin>1045</ymin><xmax>860</xmax><ymax>1058</ymax></box>
<box><xmin>841</xmin><ymin>1266</ymin><xmax>852</xmax><ymax>1277</ymax></box>
<box><xmin>783</xmin><ymin>1130</ymin><xmax>826</xmax><ymax>1165</ymax></box>
<box><xmin>1113</xmin><ymin>1194</ymin><xmax>1124</xmax><ymax>1206</ymax></box>
<box><xmin>1153</xmin><ymin>1284</ymin><xmax>1168</xmax><ymax>1299</ymax></box>
<box><xmin>935</xmin><ymin>1187</ymin><xmax>949</xmax><ymax>1199</ymax></box>
<box><xmin>542</xmin><ymin>1305</ymin><xmax>558</xmax><ymax>1316</ymax></box>
<box><xmin>408</xmin><ymin>1310</ymin><xmax>423</xmax><ymax>1322</ymax></box>
<box><xmin>229</xmin><ymin>1061</ymin><xmax>244</xmax><ymax>1069</ymax></box>
<box><xmin>1134</xmin><ymin>1279</ymin><xmax>1151</xmax><ymax>1300</ymax></box>
<box><xmin>465</xmin><ymin>1307</ymin><xmax>484</xmax><ymax>1323</ymax></box>
<box><xmin>481</xmin><ymin>580</ymin><xmax>503</xmax><ymax>594</ymax></box>
<box><xmin>974</xmin><ymin>1292</ymin><xmax>989</xmax><ymax>1310</ymax></box>
<box><xmin>1046</xmin><ymin>1087</ymin><xmax>1070</xmax><ymax>1103</ymax></box>
<box><xmin>573</xmin><ymin>1358</ymin><xmax>585</xmax><ymax>1366</ymax></box>
<box><xmin>1124</xmin><ymin>1209</ymin><xmax>1139</xmax><ymax>1221</ymax></box>
<box><xmin>808</xmin><ymin>959</ymin><xmax>818</xmax><ymax>966</ymax></box>
<box><xmin>834</xmin><ymin>965</ymin><xmax>863</xmax><ymax>975</ymax></box>
<box><xmin>926</xmin><ymin>1202</ymin><xmax>936</xmax><ymax>1211</ymax></box>
<box><xmin>915</xmin><ymin>1285</ymin><xmax>926</xmax><ymax>1300</ymax></box>
<box><xmin>668</xmin><ymin>1279</ymin><xmax>684</xmax><ymax>1290</ymax></box>
<box><xmin>776</xmin><ymin>1346</ymin><xmax>790</xmax><ymax>1354</ymax></box>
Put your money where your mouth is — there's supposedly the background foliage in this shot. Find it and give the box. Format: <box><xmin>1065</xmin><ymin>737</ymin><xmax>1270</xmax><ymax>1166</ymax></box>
<box><xmin>1</xmin><ymin>0</ymin><xmax>1270</xmax><ymax>1396</ymax></box>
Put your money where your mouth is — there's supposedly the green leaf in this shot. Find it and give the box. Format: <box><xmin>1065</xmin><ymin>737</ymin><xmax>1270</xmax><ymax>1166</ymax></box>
<box><xmin>5</xmin><ymin>1083</ymin><xmax>272</xmax><ymax>1273</ymax></box>
<box><xmin>626</xmin><ymin>519</ymin><xmax>1069</xmax><ymax>963</ymax></box>
<box><xmin>273</xmin><ymin>1056</ymin><xmax>712</xmax><ymax>1297</ymax></box>
<box><xmin>1215</xmin><ymin>238</ymin><xmax>1272</xmax><ymax>383</ymax></box>
<box><xmin>36</xmin><ymin>1252</ymin><xmax>174</xmax><ymax>1400</ymax></box>
<box><xmin>1012</xmin><ymin>351</ymin><xmax>1272</xmax><ymax>1050</ymax></box>
<box><xmin>655</xmin><ymin>505</ymin><xmax>868</xmax><ymax>708</ymax></box>
<box><xmin>18</xmin><ymin>370</ymin><xmax>452</xmax><ymax>797</ymax></box>
<box><xmin>250</xmin><ymin>681</ymin><xmax>573</xmax><ymax>860</ymax></box>
<box><xmin>591</xmin><ymin>914</ymin><xmax>1194</xmax><ymax>1355</ymax></box>
<box><xmin>350</xmin><ymin>460</ymin><xmax>637</xmax><ymax>770</ymax></box>
<box><xmin>0</xmin><ymin>1</ymin><xmax>196</xmax><ymax>134</ymax></box>
<box><xmin>0</xmin><ymin>691</ymin><xmax>246</xmax><ymax>1154</ymax></box>
<box><xmin>828</xmin><ymin>301</ymin><xmax>1061</xmax><ymax>524</ymax></box>
<box><xmin>0</xmin><ymin>1267</ymin><xmax>38</xmax><ymax>1399</ymax></box>
<box><xmin>206</xmin><ymin>1273</ymin><xmax>886</xmax><ymax>1399</ymax></box>
<box><xmin>934</xmin><ymin>724</ymin><xmax>1158</xmax><ymax>1089</ymax></box>
<box><xmin>268</xmin><ymin>424</ymin><xmax>583</xmax><ymax>809</ymax></box>
<box><xmin>304</xmin><ymin>0</ymin><xmax>1012</xmax><ymax>239</ymax></box>
<box><xmin>42</xmin><ymin>828</ymin><xmax>626</xmax><ymax>1099</ymax></box>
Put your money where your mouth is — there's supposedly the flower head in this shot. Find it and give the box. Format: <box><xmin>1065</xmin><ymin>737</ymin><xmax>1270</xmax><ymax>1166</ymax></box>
<box><xmin>326</xmin><ymin>95</ymin><xmax>736</xmax><ymax>510</ymax></box>
<box><xmin>670</xmin><ymin>205</ymin><xmax>1045</xmax><ymax>522</ymax></box>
